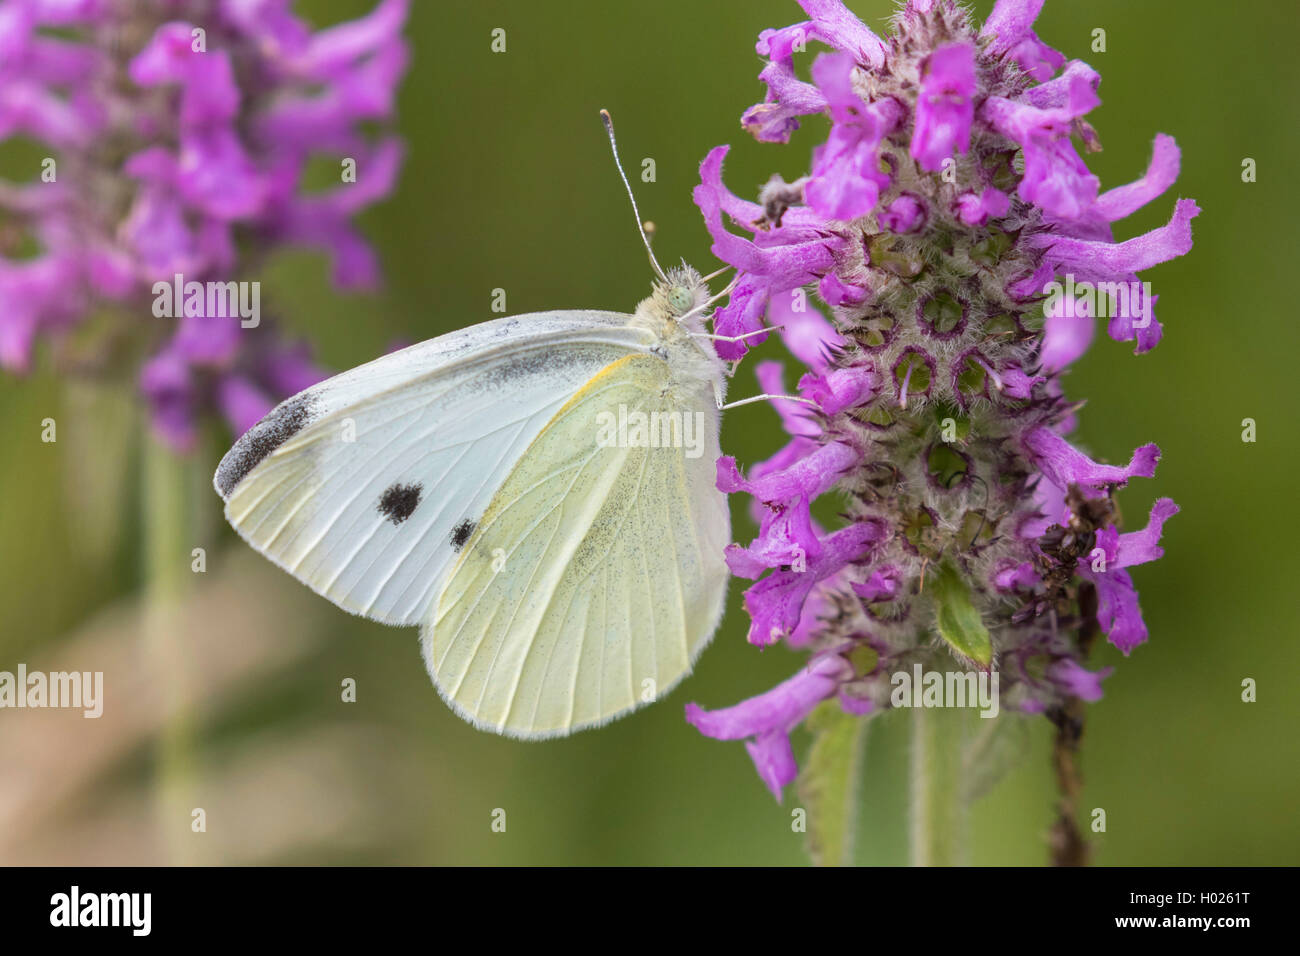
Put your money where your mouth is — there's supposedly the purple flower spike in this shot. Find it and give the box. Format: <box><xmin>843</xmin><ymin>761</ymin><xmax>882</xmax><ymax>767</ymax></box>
<box><xmin>796</xmin><ymin>0</ymin><xmax>889</xmax><ymax>69</ymax></box>
<box><xmin>981</xmin><ymin>75</ymin><xmax>1101</xmax><ymax>220</ymax></box>
<box><xmin>0</xmin><ymin>0</ymin><xmax>410</xmax><ymax>450</ymax></box>
<box><xmin>1095</xmin><ymin>134</ymin><xmax>1182</xmax><ymax>222</ymax></box>
<box><xmin>1040</xmin><ymin>306</ymin><xmax>1094</xmax><ymax>373</ymax></box>
<box><xmin>687</xmin><ymin>653</ymin><xmax>854</xmax><ymax>799</ymax></box>
<box><xmin>953</xmin><ymin>186</ymin><xmax>1010</xmax><ymax>226</ymax></box>
<box><xmin>1112</xmin><ymin>498</ymin><xmax>1180</xmax><ymax>568</ymax></box>
<box><xmin>689</xmin><ymin>0</ymin><xmax>1196</xmax><ymax>798</ymax></box>
<box><xmin>1033</xmin><ymin>199</ymin><xmax>1201</xmax><ymax>279</ymax></box>
<box><xmin>804</xmin><ymin>53</ymin><xmax>904</xmax><ymax>220</ymax></box>
<box><xmin>693</xmin><ymin>146</ymin><xmax>842</xmax><ymax>360</ymax></box>
<box><xmin>743</xmin><ymin>0</ymin><xmax>889</xmax><ymax>143</ymax></box>
<box><xmin>881</xmin><ymin>193</ymin><xmax>926</xmax><ymax>233</ymax></box>
<box><xmin>980</xmin><ymin>0</ymin><xmax>1064</xmax><ymax>81</ymax></box>
<box><xmin>1047</xmin><ymin>659</ymin><xmax>1112</xmax><ymax>702</ymax></box>
<box><xmin>745</xmin><ymin>27</ymin><xmax>829</xmax><ymax>143</ymax></box>
<box><xmin>911</xmin><ymin>42</ymin><xmax>976</xmax><ymax>172</ymax></box>
<box><xmin>1024</xmin><ymin>427</ymin><xmax>1160</xmax><ymax>490</ymax></box>
<box><xmin>1089</xmin><ymin>570</ymin><xmax>1148</xmax><ymax>654</ymax></box>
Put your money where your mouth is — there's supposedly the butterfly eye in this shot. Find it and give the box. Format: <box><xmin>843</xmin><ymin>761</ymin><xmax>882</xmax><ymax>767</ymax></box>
<box><xmin>668</xmin><ymin>286</ymin><xmax>694</xmax><ymax>314</ymax></box>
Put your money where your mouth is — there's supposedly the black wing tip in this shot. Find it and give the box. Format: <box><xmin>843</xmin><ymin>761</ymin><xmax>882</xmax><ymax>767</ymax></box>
<box><xmin>214</xmin><ymin>393</ymin><xmax>318</xmax><ymax>499</ymax></box>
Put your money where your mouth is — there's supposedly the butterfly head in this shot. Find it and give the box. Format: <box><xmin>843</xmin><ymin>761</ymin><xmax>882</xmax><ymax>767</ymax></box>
<box><xmin>666</xmin><ymin>282</ymin><xmax>696</xmax><ymax>316</ymax></box>
<box><xmin>640</xmin><ymin>263</ymin><xmax>712</xmax><ymax>330</ymax></box>
<box><xmin>663</xmin><ymin>264</ymin><xmax>709</xmax><ymax>318</ymax></box>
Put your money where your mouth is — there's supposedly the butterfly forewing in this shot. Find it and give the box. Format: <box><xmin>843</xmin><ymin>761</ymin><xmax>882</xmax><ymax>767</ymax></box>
<box><xmin>215</xmin><ymin>312</ymin><xmax>658</xmax><ymax>627</ymax></box>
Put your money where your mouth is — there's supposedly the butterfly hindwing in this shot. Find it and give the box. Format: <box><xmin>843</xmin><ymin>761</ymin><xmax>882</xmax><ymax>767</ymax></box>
<box><xmin>426</xmin><ymin>352</ymin><xmax>730</xmax><ymax>738</ymax></box>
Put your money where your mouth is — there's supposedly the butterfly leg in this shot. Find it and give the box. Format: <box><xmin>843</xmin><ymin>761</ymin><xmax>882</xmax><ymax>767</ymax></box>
<box><xmin>691</xmin><ymin>326</ymin><xmax>784</xmax><ymax>343</ymax></box>
<box><xmin>717</xmin><ymin>392</ymin><xmax>818</xmax><ymax>411</ymax></box>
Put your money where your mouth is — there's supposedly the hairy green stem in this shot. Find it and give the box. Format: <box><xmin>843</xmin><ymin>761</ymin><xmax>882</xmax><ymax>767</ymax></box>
<box><xmin>800</xmin><ymin>701</ymin><xmax>869</xmax><ymax>866</ymax></box>
<box><xmin>909</xmin><ymin>706</ymin><xmax>969</xmax><ymax>866</ymax></box>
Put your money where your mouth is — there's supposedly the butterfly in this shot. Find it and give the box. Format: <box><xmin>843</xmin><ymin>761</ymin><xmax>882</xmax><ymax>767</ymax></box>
<box><xmin>213</xmin><ymin>112</ymin><xmax>785</xmax><ymax>738</ymax></box>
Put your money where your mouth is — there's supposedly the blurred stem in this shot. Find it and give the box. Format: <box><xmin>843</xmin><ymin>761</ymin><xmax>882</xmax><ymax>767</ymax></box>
<box><xmin>909</xmin><ymin>706</ymin><xmax>968</xmax><ymax>866</ymax></box>
<box><xmin>1047</xmin><ymin>701</ymin><xmax>1088</xmax><ymax>866</ymax></box>
<box><xmin>143</xmin><ymin>435</ymin><xmax>201</xmax><ymax>865</ymax></box>
<box><xmin>1048</xmin><ymin>581</ymin><xmax>1098</xmax><ymax>866</ymax></box>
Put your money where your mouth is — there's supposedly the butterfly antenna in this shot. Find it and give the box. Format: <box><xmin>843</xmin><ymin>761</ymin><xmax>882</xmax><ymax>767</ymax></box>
<box><xmin>600</xmin><ymin>109</ymin><xmax>668</xmax><ymax>283</ymax></box>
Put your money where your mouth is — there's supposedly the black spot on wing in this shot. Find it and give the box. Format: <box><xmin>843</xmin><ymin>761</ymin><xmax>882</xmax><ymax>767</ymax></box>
<box><xmin>215</xmin><ymin>393</ymin><xmax>317</xmax><ymax>499</ymax></box>
<box><xmin>450</xmin><ymin>518</ymin><xmax>476</xmax><ymax>552</ymax></box>
<box><xmin>378</xmin><ymin>482</ymin><xmax>423</xmax><ymax>525</ymax></box>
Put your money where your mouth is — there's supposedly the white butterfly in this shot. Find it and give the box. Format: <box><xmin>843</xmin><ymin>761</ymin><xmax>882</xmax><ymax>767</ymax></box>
<box><xmin>214</xmin><ymin>113</ymin><xmax>784</xmax><ymax>738</ymax></box>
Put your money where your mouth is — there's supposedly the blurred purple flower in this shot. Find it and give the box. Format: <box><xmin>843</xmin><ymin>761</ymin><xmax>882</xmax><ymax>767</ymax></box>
<box><xmin>0</xmin><ymin>0</ymin><xmax>409</xmax><ymax>450</ymax></box>
<box><xmin>688</xmin><ymin>0</ymin><xmax>1196</xmax><ymax>798</ymax></box>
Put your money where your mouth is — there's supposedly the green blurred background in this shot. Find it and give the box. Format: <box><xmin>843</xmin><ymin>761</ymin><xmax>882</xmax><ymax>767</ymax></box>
<box><xmin>2</xmin><ymin>0</ymin><xmax>1297</xmax><ymax>865</ymax></box>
